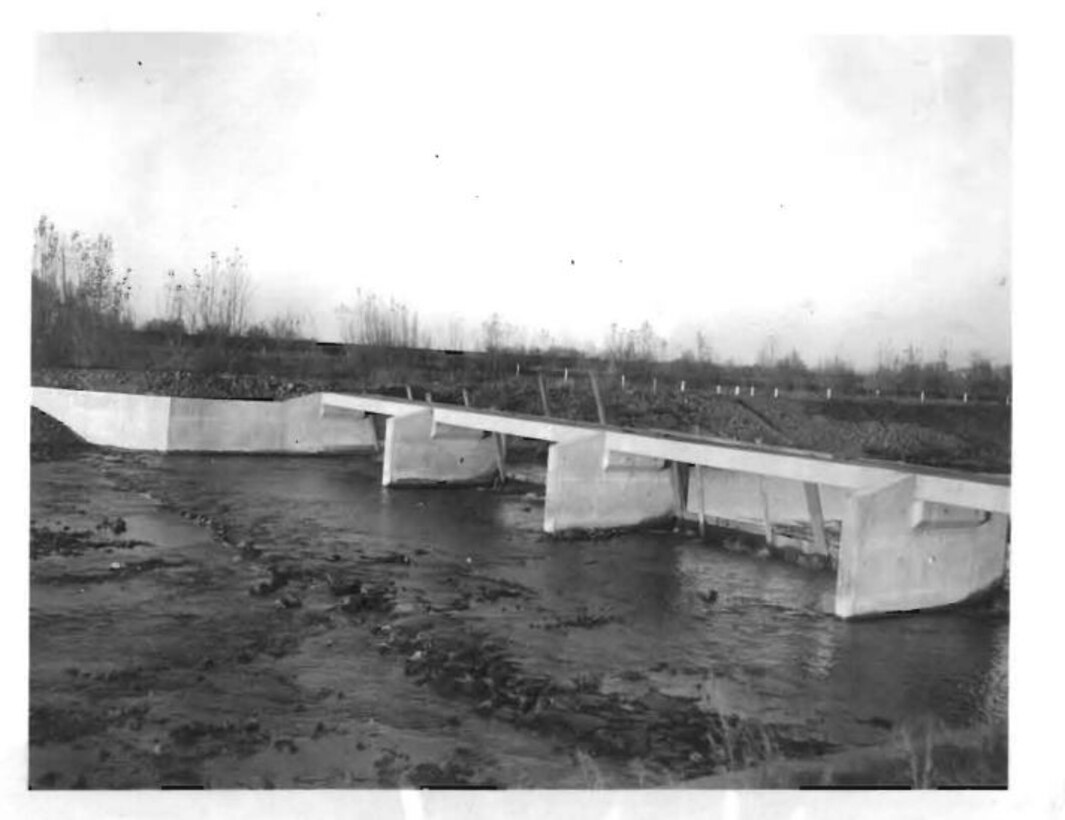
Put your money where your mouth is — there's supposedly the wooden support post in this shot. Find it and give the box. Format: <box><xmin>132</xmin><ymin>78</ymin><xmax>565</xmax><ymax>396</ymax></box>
<box><xmin>695</xmin><ymin>465</ymin><xmax>706</xmax><ymax>538</ymax></box>
<box><xmin>589</xmin><ymin>371</ymin><xmax>607</xmax><ymax>425</ymax></box>
<box><xmin>493</xmin><ymin>433</ymin><xmax>506</xmax><ymax>484</ymax></box>
<box><xmin>462</xmin><ymin>388</ymin><xmax>470</xmax><ymax>407</ymax></box>
<box><xmin>425</xmin><ymin>392</ymin><xmax>432</xmax><ymax>405</ymax></box>
<box><xmin>669</xmin><ymin>461</ymin><xmax>686</xmax><ymax>519</ymax></box>
<box><xmin>757</xmin><ymin>476</ymin><xmax>774</xmax><ymax>547</ymax></box>
<box><xmin>537</xmin><ymin>373</ymin><xmax>551</xmax><ymax>417</ymax></box>
<box><xmin>405</xmin><ymin>385</ymin><xmax>414</xmax><ymax>401</ymax></box>
<box><xmin>803</xmin><ymin>482</ymin><xmax>828</xmax><ymax>556</ymax></box>
<box><xmin>563</xmin><ymin>367</ymin><xmax>568</xmax><ymax>383</ymax></box>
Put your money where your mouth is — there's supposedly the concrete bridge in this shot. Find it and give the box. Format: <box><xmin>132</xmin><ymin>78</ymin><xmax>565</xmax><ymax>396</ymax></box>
<box><xmin>31</xmin><ymin>387</ymin><xmax>1010</xmax><ymax>619</ymax></box>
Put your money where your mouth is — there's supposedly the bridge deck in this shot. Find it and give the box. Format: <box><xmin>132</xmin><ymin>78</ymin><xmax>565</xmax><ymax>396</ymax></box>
<box><xmin>322</xmin><ymin>393</ymin><xmax>1010</xmax><ymax>514</ymax></box>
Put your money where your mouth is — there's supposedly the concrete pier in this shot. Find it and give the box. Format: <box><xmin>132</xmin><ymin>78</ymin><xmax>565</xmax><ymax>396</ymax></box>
<box><xmin>381</xmin><ymin>408</ymin><xmax>498</xmax><ymax>487</ymax></box>
<box><xmin>834</xmin><ymin>476</ymin><xmax>1009</xmax><ymax>617</ymax></box>
<box><xmin>543</xmin><ymin>433</ymin><xmax>675</xmax><ymax>533</ymax></box>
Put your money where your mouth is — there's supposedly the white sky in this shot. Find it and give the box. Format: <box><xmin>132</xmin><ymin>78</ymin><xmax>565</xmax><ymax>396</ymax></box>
<box><xmin>31</xmin><ymin>24</ymin><xmax>1011</xmax><ymax>367</ymax></box>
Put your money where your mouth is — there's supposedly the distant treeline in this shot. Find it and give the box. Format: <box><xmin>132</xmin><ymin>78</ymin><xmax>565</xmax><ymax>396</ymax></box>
<box><xmin>30</xmin><ymin>216</ymin><xmax>1011</xmax><ymax>400</ymax></box>
<box><xmin>32</xmin><ymin>324</ymin><xmax>1011</xmax><ymax>402</ymax></box>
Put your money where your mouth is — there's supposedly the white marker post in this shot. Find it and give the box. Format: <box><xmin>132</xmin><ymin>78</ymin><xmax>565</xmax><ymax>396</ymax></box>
<box><xmin>826</xmin><ymin>388</ymin><xmax>832</xmax><ymax>400</ymax></box>
<box><xmin>516</xmin><ymin>364</ymin><xmax>521</xmax><ymax>377</ymax></box>
<box><xmin>734</xmin><ymin>386</ymin><xmax>740</xmax><ymax>397</ymax></box>
<box><xmin>681</xmin><ymin>380</ymin><xmax>686</xmax><ymax>393</ymax></box>
<box><xmin>920</xmin><ymin>391</ymin><xmax>926</xmax><ymax>404</ymax></box>
<box><xmin>716</xmin><ymin>385</ymin><xmax>721</xmax><ymax>395</ymax></box>
<box><xmin>652</xmin><ymin>377</ymin><xmax>657</xmax><ymax>394</ymax></box>
<box><xmin>621</xmin><ymin>374</ymin><xmax>626</xmax><ymax>390</ymax></box>
<box><xmin>750</xmin><ymin>386</ymin><xmax>755</xmax><ymax>397</ymax></box>
<box><xmin>963</xmin><ymin>393</ymin><xmax>968</xmax><ymax>404</ymax></box>
<box><xmin>563</xmin><ymin>368</ymin><xmax>568</xmax><ymax>383</ymax></box>
<box><xmin>773</xmin><ymin>387</ymin><xmax>779</xmax><ymax>399</ymax></box>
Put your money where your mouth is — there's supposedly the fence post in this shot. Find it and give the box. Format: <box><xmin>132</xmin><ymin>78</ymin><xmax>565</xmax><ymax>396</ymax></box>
<box><xmin>462</xmin><ymin>388</ymin><xmax>470</xmax><ymax>407</ymax></box>
<box><xmin>589</xmin><ymin>371</ymin><xmax>607</xmax><ymax>425</ymax></box>
<box><xmin>652</xmin><ymin>377</ymin><xmax>657</xmax><ymax>394</ymax></box>
<box><xmin>680</xmin><ymin>380</ymin><xmax>686</xmax><ymax>393</ymax></box>
<box><xmin>826</xmin><ymin>388</ymin><xmax>832</xmax><ymax>400</ymax></box>
<box><xmin>405</xmin><ymin>385</ymin><xmax>414</xmax><ymax>401</ymax></box>
<box><xmin>537</xmin><ymin>373</ymin><xmax>551</xmax><ymax>417</ymax></box>
<box><xmin>773</xmin><ymin>387</ymin><xmax>779</xmax><ymax>399</ymax></box>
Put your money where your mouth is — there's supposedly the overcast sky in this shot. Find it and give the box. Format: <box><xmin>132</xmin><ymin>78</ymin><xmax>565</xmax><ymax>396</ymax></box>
<box><xmin>31</xmin><ymin>23</ymin><xmax>1011</xmax><ymax>367</ymax></box>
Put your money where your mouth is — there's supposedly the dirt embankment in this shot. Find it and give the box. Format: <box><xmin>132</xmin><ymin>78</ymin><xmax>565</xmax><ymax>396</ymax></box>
<box><xmin>32</xmin><ymin>367</ymin><xmax>1010</xmax><ymax>473</ymax></box>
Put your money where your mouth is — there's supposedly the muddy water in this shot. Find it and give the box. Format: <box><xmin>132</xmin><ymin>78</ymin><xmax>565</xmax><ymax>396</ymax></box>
<box><xmin>29</xmin><ymin>451</ymin><xmax>1007</xmax><ymax>788</ymax></box>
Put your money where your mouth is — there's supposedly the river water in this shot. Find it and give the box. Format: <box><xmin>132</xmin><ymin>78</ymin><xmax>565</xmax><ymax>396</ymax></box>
<box><xmin>29</xmin><ymin>451</ymin><xmax>1008</xmax><ymax>788</ymax></box>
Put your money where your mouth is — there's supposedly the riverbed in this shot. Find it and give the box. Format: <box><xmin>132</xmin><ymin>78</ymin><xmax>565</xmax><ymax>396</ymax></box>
<box><xmin>29</xmin><ymin>449</ymin><xmax>1008</xmax><ymax>788</ymax></box>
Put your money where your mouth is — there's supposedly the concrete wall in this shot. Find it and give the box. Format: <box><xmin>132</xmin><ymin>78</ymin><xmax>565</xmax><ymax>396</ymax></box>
<box><xmin>32</xmin><ymin>388</ymin><xmax>376</xmax><ymax>454</ymax></box>
<box><xmin>31</xmin><ymin>387</ymin><xmax>171</xmax><ymax>451</ymax></box>
<box><xmin>544</xmin><ymin>433</ymin><xmax>676</xmax><ymax>534</ymax></box>
<box><xmin>835</xmin><ymin>475</ymin><xmax>1009</xmax><ymax>617</ymax></box>
<box><xmin>167</xmin><ymin>398</ymin><xmax>287</xmax><ymax>452</ymax></box>
<box><xmin>382</xmin><ymin>409</ymin><xmax>497</xmax><ymax>486</ymax></box>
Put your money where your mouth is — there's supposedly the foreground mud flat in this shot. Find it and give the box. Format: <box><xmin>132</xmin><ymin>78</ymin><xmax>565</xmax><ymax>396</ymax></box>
<box><xmin>28</xmin><ymin>433</ymin><xmax>1007</xmax><ymax>789</ymax></box>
